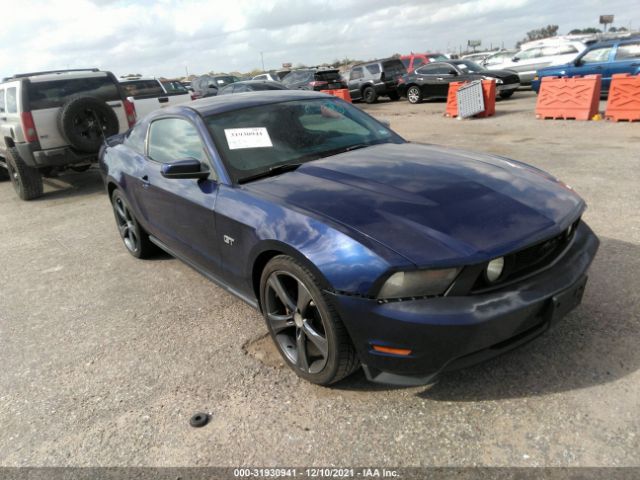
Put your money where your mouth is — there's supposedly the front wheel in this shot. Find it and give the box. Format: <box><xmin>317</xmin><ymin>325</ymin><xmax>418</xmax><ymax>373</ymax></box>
<box><xmin>499</xmin><ymin>90</ymin><xmax>515</xmax><ymax>99</ymax></box>
<box><xmin>110</xmin><ymin>189</ymin><xmax>156</xmax><ymax>259</ymax></box>
<box><xmin>260</xmin><ymin>255</ymin><xmax>360</xmax><ymax>385</ymax></box>
<box><xmin>407</xmin><ymin>86</ymin><xmax>423</xmax><ymax>104</ymax></box>
<box><xmin>362</xmin><ymin>86</ymin><xmax>378</xmax><ymax>104</ymax></box>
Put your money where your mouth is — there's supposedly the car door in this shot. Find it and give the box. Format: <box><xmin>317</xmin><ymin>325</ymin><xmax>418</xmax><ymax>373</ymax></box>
<box><xmin>415</xmin><ymin>64</ymin><xmax>455</xmax><ymax>98</ymax></box>
<box><xmin>609</xmin><ymin>41</ymin><xmax>640</xmax><ymax>89</ymax></box>
<box><xmin>348</xmin><ymin>67</ymin><xmax>365</xmax><ymax>100</ymax></box>
<box><xmin>134</xmin><ymin>116</ymin><xmax>222</xmax><ymax>274</ymax></box>
<box><xmin>566</xmin><ymin>45</ymin><xmax>615</xmax><ymax>89</ymax></box>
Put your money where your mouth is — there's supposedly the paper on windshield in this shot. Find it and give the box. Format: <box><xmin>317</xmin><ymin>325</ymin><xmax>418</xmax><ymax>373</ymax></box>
<box><xmin>224</xmin><ymin>127</ymin><xmax>273</xmax><ymax>150</ymax></box>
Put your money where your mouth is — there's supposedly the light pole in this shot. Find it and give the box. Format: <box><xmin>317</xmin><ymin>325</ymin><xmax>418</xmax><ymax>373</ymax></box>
<box><xmin>260</xmin><ymin>52</ymin><xmax>265</xmax><ymax>72</ymax></box>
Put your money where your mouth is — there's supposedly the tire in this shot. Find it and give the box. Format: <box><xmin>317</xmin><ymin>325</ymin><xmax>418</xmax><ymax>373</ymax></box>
<box><xmin>110</xmin><ymin>189</ymin><xmax>156</xmax><ymax>259</ymax></box>
<box><xmin>407</xmin><ymin>86</ymin><xmax>423</xmax><ymax>104</ymax></box>
<box><xmin>362</xmin><ymin>86</ymin><xmax>378</xmax><ymax>104</ymax></box>
<box><xmin>5</xmin><ymin>147</ymin><xmax>43</xmax><ymax>200</ymax></box>
<box><xmin>500</xmin><ymin>90</ymin><xmax>515</xmax><ymax>99</ymax></box>
<box><xmin>58</xmin><ymin>96</ymin><xmax>119</xmax><ymax>153</ymax></box>
<box><xmin>70</xmin><ymin>164</ymin><xmax>92</xmax><ymax>173</ymax></box>
<box><xmin>0</xmin><ymin>165</ymin><xmax>9</xmax><ymax>181</ymax></box>
<box><xmin>388</xmin><ymin>91</ymin><xmax>400</xmax><ymax>101</ymax></box>
<box><xmin>260</xmin><ymin>255</ymin><xmax>360</xmax><ymax>385</ymax></box>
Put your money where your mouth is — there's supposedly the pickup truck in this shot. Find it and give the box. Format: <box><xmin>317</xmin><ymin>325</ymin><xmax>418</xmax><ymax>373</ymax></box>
<box><xmin>119</xmin><ymin>78</ymin><xmax>193</xmax><ymax>120</ymax></box>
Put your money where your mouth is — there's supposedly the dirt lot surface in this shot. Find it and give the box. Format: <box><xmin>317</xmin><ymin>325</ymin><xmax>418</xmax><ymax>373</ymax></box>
<box><xmin>1</xmin><ymin>92</ymin><xmax>639</xmax><ymax>467</ymax></box>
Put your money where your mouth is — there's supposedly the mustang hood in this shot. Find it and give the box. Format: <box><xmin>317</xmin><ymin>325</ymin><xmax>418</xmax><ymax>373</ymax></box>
<box><xmin>247</xmin><ymin>143</ymin><xmax>585</xmax><ymax>266</ymax></box>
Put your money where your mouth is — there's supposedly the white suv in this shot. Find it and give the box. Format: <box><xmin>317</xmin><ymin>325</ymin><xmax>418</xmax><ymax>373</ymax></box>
<box><xmin>0</xmin><ymin>68</ymin><xmax>135</xmax><ymax>200</ymax></box>
<box><xmin>484</xmin><ymin>42</ymin><xmax>587</xmax><ymax>85</ymax></box>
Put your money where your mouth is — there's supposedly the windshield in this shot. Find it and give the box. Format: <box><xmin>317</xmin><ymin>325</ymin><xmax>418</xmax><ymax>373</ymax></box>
<box><xmin>453</xmin><ymin>60</ymin><xmax>486</xmax><ymax>73</ymax></box>
<box><xmin>205</xmin><ymin>98</ymin><xmax>404</xmax><ymax>183</ymax></box>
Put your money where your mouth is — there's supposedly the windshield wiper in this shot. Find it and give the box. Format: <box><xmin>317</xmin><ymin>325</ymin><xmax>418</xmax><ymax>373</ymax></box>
<box><xmin>238</xmin><ymin>163</ymin><xmax>302</xmax><ymax>184</ymax></box>
<box><xmin>343</xmin><ymin>143</ymin><xmax>370</xmax><ymax>152</ymax></box>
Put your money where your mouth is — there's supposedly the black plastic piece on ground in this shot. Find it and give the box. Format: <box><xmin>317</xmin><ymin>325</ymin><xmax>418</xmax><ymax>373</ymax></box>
<box><xmin>189</xmin><ymin>412</ymin><xmax>209</xmax><ymax>428</ymax></box>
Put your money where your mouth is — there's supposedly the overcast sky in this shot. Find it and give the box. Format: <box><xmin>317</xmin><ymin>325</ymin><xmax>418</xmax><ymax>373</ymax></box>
<box><xmin>1</xmin><ymin>0</ymin><xmax>638</xmax><ymax>79</ymax></box>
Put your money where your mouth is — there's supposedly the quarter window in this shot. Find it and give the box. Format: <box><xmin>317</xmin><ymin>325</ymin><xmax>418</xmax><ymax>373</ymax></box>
<box><xmin>6</xmin><ymin>87</ymin><xmax>17</xmax><ymax>113</ymax></box>
<box><xmin>148</xmin><ymin>118</ymin><xmax>207</xmax><ymax>164</ymax></box>
<box><xmin>0</xmin><ymin>89</ymin><xmax>5</xmax><ymax>113</ymax></box>
<box><xmin>366</xmin><ymin>64</ymin><xmax>381</xmax><ymax>75</ymax></box>
<box><xmin>615</xmin><ymin>42</ymin><xmax>640</xmax><ymax>60</ymax></box>
<box><xmin>124</xmin><ymin>123</ymin><xmax>147</xmax><ymax>154</ymax></box>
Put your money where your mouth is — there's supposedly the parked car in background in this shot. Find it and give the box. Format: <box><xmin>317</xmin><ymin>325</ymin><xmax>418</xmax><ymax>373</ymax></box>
<box><xmin>0</xmin><ymin>68</ymin><xmax>135</xmax><ymax>200</ymax></box>
<box><xmin>281</xmin><ymin>68</ymin><xmax>345</xmax><ymax>91</ymax></box>
<box><xmin>484</xmin><ymin>42</ymin><xmax>587</xmax><ymax>85</ymax></box>
<box><xmin>160</xmin><ymin>79</ymin><xmax>191</xmax><ymax>94</ymax></box>
<box><xmin>191</xmin><ymin>74</ymin><xmax>241</xmax><ymax>98</ymax></box>
<box><xmin>461</xmin><ymin>52</ymin><xmax>493</xmax><ymax>63</ymax></box>
<box><xmin>120</xmin><ymin>78</ymin><xmax>192</xmax><ymax>120</ymax></box>
<box><xmin>252</xmin><ymin>70</ymin><xmax>291</xmax><ymax>82</ymax></box>
<box><xmin>347</xmin><ymin>59</ymin><xmax>407</xmax><ymax>103</ymax></box>
<box><xmin>531</xmin><ymin>37</ymin><xmax>640</xmax><ymax>96</ymax></box>
<box><xmin>218</xmin><ymin>80</ymin><xmax>288</xmax><ymax>95</ymax></box>
<box><xmin>481</xmin><ymin>49</ymin><xmax>519</xmax><ymax>69</ymax></box>
<box><xmin>100</xmin><ymin>90</ymin><xmax>599</xmax><ymax>387</ymax></box>
<box><xmin>400</xmin><ymin>53</ymin><xmax>449</xmax><ymax>73</ymax></box>
<box><xmin>398</xmin><ymin>60</ymin><xmax>520</xmax><ymax>103</ymax></box>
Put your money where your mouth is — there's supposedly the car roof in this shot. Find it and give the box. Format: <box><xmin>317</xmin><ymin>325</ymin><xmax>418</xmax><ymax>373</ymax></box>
<box><xmin>586</xmin><ymin>36</ymin><xmax>640</xmax><ymax>48</ymax></box>
<box><xmin>231</xmin><ymin>80</ymin><xmax>284</xmax><ymax>85</ymax></box>
<box><xmin>353</xmin><ymin>58</ymin><xmax>403</xmax><ymax>67</ymax></box>
<box><xmin>181</xmin><ymin>90</ymin><xmax>332</xmax><ymax>117</ymax></box>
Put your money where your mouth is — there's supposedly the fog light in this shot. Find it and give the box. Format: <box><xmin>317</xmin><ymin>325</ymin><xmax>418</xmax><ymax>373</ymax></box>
<box><xmin>486</xmin><ymin>257</ymin><xmax>505</xmax><ymax>283</ymax></box>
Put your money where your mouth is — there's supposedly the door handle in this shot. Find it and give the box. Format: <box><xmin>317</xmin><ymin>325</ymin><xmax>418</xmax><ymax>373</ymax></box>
<box><xmin>437</xmin><ymin>77</ymin><xmax>444</xmax><ymax>80</ymax></box>
<box><xmin>158</xmin><ymin>97</ymin><xmax>169</xmax><ymax>103</ymax></box>
<box><xmin>141</xmin><ymin>175</ymin><xmax>150</xmax><ymax>188</ymax></box>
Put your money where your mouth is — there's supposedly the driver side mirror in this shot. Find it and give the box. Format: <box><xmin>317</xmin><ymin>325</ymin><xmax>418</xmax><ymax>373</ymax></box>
<box><xmin>574</xmin><ymin>59</ymin><xmax>583</xmax><ymax>67</ymax></box>
<box><xmin>161</xmin><ymin>158</ymin><xmax>210</xmax><ymax>180</ymax></box>
<box><xmin>512</xmin><ymin>56</ymin><xmax>520</xmax><ymax>62</ymax></box>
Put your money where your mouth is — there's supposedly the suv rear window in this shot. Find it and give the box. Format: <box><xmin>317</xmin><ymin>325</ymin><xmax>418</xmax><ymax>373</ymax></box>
<box><xmin>28</xmin><ymin>76</ymin><xmax>120</xmax><ymax>110</ymax></box>
<box><xmin>121</xmin><ymin>80</ymin><xmax>164</xmax><ymax>98</ymax></box>
<box><xmin>382</xmin><ymin>60</ymin><xmax>407</xmax><ymax>77</ymax></box>
<box><xmin>314</xmin><ymin>71</ymin><xmax>341</xmax><ymax>82</ymax></box>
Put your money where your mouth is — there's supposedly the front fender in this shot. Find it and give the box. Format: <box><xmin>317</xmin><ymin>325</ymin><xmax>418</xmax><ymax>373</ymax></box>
<box><xmin>215</xmin><ymin>185</ymin><xmax>413</xmax><ymax>299</ymax></box>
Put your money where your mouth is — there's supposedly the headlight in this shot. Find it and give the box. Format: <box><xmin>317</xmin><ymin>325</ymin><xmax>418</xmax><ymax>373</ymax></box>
<box><xmin>377</xmin><ymin>268</ymin><xmax>460</xmax><ymax>299</ymax></box>
<box><xmin>485</xmin><ymin>257</ymin><xmax>505</xmax><ymax>283</ymax></box>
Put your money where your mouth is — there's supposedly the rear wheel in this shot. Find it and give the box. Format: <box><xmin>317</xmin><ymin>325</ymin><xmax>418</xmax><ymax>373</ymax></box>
<box><xmin>110</xmin><ymin>189</ymin><xmax>156</xmax><ymax>259</ymax></box>
<box><xmin>407</xmin><ymin>86</ymin><xmax>423</xmax><ymax>104</ymax></box>
<box><xmin>363</xmin><ymin>86</ymin><xmax>378</xmax><ymax>104</ymax></box>
<box><xmin>500</xmin><ymin>90</ymin><xmax>515</xmax><ymax>99</ymax></box>
<box><xmin>260</xmin><ymin>255</ymin><xmax>360</xmax><ymax>385</ymax></box>
<box><xmin>6</xmin><ymin>147</ymin><xmax>43</xmax><ymax>200</ymax></box>
<box><xmin>0</xmin><ymin>165</ymin><xmax>9</xmax><ymax>181</ymax></box>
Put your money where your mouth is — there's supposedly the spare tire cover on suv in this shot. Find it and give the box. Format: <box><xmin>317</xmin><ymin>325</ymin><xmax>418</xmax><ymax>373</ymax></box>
<box><xmin>57</xmin><ymin>96</ymin><xmax>119</xmax><ymax>153</ymax></box>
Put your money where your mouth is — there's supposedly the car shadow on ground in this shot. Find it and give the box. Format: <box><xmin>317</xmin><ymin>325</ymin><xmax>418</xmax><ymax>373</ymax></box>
<box><xmin>335</xmin><ymin>237</ymin><xmax>640</xmax><ymax>400</ymax></box>
<box><xmin>36</xmin><ymin>168</ymin><xmax>105</xmax><ymax>200</ymax></box>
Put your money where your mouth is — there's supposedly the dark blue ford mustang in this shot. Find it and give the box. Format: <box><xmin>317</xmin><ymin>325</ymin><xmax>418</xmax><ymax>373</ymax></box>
<box><xmin>99</xmin><ymin>90</ymin><xmax>599</xmax><ymax>386</ymax></box>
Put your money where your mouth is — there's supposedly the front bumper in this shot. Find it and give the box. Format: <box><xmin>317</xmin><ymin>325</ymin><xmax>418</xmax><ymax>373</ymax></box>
<box><xmin>329</xmin><ymin>221</ymin><xmax>599</xmax><ymax>386</ymax></box>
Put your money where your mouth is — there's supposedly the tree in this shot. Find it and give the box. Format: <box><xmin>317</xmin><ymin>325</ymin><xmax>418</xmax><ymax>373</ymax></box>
<box><xmin>569</xmin><ymin>27</ymin><xmax>602</xmax><ymax>34</ymax></box>
<box><xmin>609</xmin><ymin>26</ymin><xmax>628</xmax><ymax>32</ymax></box>
<box><xmin>516</xmin><ymin>24</ymin><xmax>559</xmax><ymax>47</ymax></box>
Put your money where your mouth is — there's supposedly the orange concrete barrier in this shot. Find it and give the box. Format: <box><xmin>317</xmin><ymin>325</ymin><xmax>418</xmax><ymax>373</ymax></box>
<box><xmin>324</xmin><ymin>89</ymin><xmax>352</xmax><ymax>103</ymax></box>
<box><xmin>445</xmin><ymin>81</ymin><xmax>464</xmax><ymax>117</ymax></box>
<box><xmin>445</xmin><ymin>80</ymin><xmax>496</xmax><ymax>118</ymax></box>
<box><xmin>605</xmin><ymin>73</ymin><xmax>640</xmax><ymax>122</ymax></box>
<box><xmin>535</xmin><ymin>75</ymin><xmax>601</xmax><ymax>120</ymax></box>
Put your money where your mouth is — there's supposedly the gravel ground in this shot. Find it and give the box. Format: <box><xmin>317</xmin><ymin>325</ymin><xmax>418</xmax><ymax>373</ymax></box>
<box><xmin>0</xmin><ymin>91</ymin><xmax>638</xmax><ymax>467</ymax></box>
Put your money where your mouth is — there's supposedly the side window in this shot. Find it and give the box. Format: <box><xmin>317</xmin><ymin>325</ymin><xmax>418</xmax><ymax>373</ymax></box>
<box><xmin>0</xmin><ymin>89</ymin><xmax>5</xmax><ymax>113</ymax></box>
<box><xmin>417</xmin><ymin>64</ymin><xmax>451</xmax><ymax>75</ymax></box>
<box><xmin>615</xmin><ymin>42</ymin><xmax>640</xmax><ymax>60</ymax></box>
<box><xmin>234</xmin><ymin>84</ymin><xmax>249</xmax><ymax>93</ymax></box>
<box><xmin>350</xmin><ymin>68</ymin><xmax>364</xmax><ymax>80</ymax></box>
<box><xmin>516</xmin><ymin>48</ymin><xmax>541</xmax><ymax>60</ymax></box>
<box><xmin>6</xmin><ymin>87</ymin><xmax>17</xmax><ymax>113</ymax></box>
<box><xmin>124</xmin><ymin>122</ymin><xmax>147</xmax><ymax>154</ymax></box>
<box><xmin>416</xmin><ymin>65</ymin><xmax>439</xmax><ymax>75</ymax></box>
<box><xmin>365</xmin><ymin>64</ymin><xmax>380</xmax><ymax>75</ymax></box>
<box><xmin>148</xmin><ymin>118</ymin><xmax>207</xmax><ymax>164</ymax></box>
<box><xmin>581</xmin><ymin>47</ymin><xmax>613</xmax><ymax>64</ymax></box>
